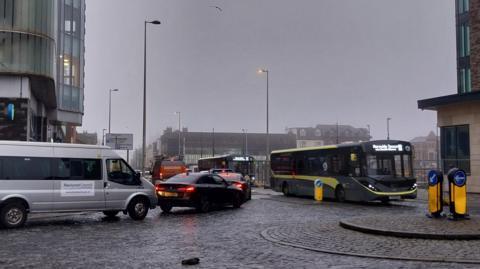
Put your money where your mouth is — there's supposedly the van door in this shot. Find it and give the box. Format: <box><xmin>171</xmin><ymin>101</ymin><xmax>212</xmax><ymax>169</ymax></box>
<box><xmin>53</xmin><ymin>158</ymin><xmax>105</xmax><ymax>211</ymax></box>
<box><xmin>105</xmin><ymin>159</ymin><xmax>142</xmax><ymax>210</ymax></box>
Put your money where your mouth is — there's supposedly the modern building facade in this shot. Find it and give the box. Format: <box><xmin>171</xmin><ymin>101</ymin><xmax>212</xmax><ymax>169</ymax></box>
<box><xmin>418</xmin><ymin>0</ymin><xmax>480</xmax><ymax>192</ymax></box>
<box><xmin>0</xmin><ymin>0</ymin><xmax>85</xmax><ymax>142</ymax></box>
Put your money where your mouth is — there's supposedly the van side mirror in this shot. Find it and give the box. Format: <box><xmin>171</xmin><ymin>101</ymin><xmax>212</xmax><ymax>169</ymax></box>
<box><xmin>134</xmin><ymin>172</ymin><xmax>141</xmax><ymax>183</ymax></box>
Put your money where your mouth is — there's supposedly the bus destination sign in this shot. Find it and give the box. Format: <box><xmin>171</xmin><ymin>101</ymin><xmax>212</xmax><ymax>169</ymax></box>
<box><xmin>372</xmin><ymin>144</ymin><xmax>406</xmax><ymax>152</ymax></box>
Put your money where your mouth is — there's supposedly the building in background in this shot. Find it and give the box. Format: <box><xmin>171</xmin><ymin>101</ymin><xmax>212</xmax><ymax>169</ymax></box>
<box><xmin>410</xmin><ymin>131</ymin><xmax>439</xmax><ymax>185</ymax></box>
<box><xmin>0</xmin><ymin>0</ymin><xmax>85</xmax><ymax>142</ymax></box>
<box><xmin>418</xmin><ymin>0</ymin><xmax>480</xmax><ymax>192</ymax></box>
<box><xmin>286</xmin><ymin>124</ymin><xmax>371</xmax><ymax>148</ymax></box>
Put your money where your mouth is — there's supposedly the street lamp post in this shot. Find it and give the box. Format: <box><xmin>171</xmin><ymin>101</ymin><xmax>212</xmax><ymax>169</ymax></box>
<box><xmin>258</xmin><ymin>68</ymin><xmax>270</xmax><ymax>187</ymax></box>
<box><xmin>175</xmin><ymin>111</ymin><xmax>181</xmax><ymax>157</ymax></box>
<box><xmin>387</xmin><ymin>117</ymin><xmax>392</xmax><ymax>140</ymax></box>
<box><xmin>108</xmin><ymin>89</ymin><xmax>119</xmax><ymax>134</ymax></box>
<box><xmin>142</xmin><ymin>19</ymin><xmax>161</xmax><ymax>171</ymax></box>
<box><xmin>102</xmin><ymin>128</ymin><xmax>107</xmax><ymax>146</ymax></box>
<box><xmin>242</xmin><ymin>128</ymin><xmax>248</xmax><ymax>155</ymax></box>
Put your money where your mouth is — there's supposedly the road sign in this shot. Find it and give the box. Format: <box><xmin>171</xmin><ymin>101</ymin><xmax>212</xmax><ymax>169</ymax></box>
<box><xmin>105</xmin><ymin>133</ymin><xmax>133</xmax><ymax>150</ymax></box>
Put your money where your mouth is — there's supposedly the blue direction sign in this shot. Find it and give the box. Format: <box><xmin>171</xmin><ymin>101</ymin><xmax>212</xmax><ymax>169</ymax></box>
<box><xmin>453</xmin><ymin>170</ymin><xmax>467</xmax><ymax>187</ymax></box>
<box><xmin>314</xmin><ymin>179</ymin><xmax>323</xmax><ymax>187</ymax></box>
<box><xmin>428</xmin><ymin>170</ymin><xmax>438</xmax><ymax>186</ymax></box>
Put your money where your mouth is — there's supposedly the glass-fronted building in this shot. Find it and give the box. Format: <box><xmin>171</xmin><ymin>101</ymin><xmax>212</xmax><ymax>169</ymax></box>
<box><xmin>0</xmin><ymin>0</ymin><xmax>85</xmax><ymax>142</ymax></box>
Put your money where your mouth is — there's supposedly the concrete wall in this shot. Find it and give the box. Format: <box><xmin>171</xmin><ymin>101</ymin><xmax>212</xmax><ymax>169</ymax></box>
<box><xmin>437</xmin><ymin>100</ymin><xmax>480</xmax><ymax>192</ymax></box>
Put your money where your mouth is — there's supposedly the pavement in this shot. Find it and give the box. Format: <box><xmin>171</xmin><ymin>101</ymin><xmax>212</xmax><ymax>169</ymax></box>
<box><xmin>2</xmin><ymin>187</ymin><xmax>480</xmax><ymax>268</ymax></box>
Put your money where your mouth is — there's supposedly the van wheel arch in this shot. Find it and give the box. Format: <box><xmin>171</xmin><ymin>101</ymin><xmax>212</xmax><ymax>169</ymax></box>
<box><xmin>1</xmin><ymin>198</ymin><xmax>29</xmax><ymax>212</ymax></box>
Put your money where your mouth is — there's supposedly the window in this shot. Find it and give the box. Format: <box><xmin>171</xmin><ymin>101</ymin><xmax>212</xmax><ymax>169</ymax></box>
<box><xmin>3</xmin><ymin>157</ymin><xmax>52</xmax><ymax>180</ymax></box>
<box><xmin>212</xmin><ymin>175</ymin><xmax>226</xmax><ymax>185</ymax></box>
<box><xmin>56</xmin><ymin>158</ymin><xmax>102</xmax><ymax>180</ymax></box>
<box><xmin>107</xmin><ymin>159</ymin><xmax>137</xmax><ymax>185</ymax></box>
<box><xmin>459</xmin><ymin>68</ymin><xmax>471</xmax><ymax>93</ymax></box>
<box><xmin>457</xmin><ymin>0</ymin><xmax>469</xmax><ymax>14</ymax></box>
<box><xmin>441</xmin><ymin>125</ymin><xmax>470</xmax><ymax>174</ymax></box>
<box><xmin>197</xmin><ymin>175</ymin><xmax>216</xmax><ymax>184</ymax></box>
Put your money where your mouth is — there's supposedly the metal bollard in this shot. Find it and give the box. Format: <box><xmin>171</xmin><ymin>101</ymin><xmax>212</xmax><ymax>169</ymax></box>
<box><xmin>447</xmin><ymin>168</ymin><xmax>468</xmax><ymax>220</ymax></box>
<box><xmin>427</xmin><ymin>170</ymin><xmax>443</xmax><ymax>218</ymax></box>
<box><xmin>314</xmin><ymin>179</ymin><xmax>323</xmax><ymax>201</ymax></box>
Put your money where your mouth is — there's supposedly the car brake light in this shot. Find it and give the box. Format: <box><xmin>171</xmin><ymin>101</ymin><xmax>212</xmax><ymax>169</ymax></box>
<box><xmin>160</xmin><ymin>172</ymin><xmax>163</xmax><ymax>180</ymax></box>
<box><xmin>233</xmin><ymin>182</ymin><xmax>245</xmax><ymax>190</ymax></box>
<box><xmin>155</xmin><ymin>184</ymin><xmax>166</xmax><ymax>192</ymax></box>
<box><xmin>177</xmin><ymin>186</ymin><xmax>196</xmax><ymax>193</ymax></box>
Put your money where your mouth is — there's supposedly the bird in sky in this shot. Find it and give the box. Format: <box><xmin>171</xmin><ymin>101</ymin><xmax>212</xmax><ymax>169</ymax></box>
<box><xmin>209</xmin><ymin>5</ymin><xmax>222</xmax><ymax>12</ymax></box>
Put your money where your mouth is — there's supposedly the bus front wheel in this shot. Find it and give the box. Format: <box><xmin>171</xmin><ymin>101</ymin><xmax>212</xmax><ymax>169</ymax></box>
<box><xmin>335</xmin><ymin>186</ymin><xmax>346</xmax><ymax>202</ymax></box>
<box><xmin>282</xmin><ymin>182</ymin><xmax>290</xmax><ymax>196</ymax></box>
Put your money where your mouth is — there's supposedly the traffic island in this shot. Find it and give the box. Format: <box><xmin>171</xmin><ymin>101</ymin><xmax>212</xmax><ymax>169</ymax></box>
<box><xmin>261</xmin><ymin>220</ymin><xmax>480</xmax><ymax>264</ymax></box>
<box><xmin>339</xmin><ymin>215</ymin><xmax>480</xmax><ymax>240</ymax></box>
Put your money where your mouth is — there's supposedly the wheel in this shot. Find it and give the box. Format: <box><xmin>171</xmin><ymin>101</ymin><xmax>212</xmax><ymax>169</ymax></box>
<box><xmin>160</xmin><ymin>204</ymin><xmax>172</xmax><ymax>213</ymax></box>
<box><xmin>0</xmin><ymin>202</ymin><xmax>27</xmax><ymax>229</ymax></box>
<box><xmin>232</xmin><ymin>193</ymin><xmax>242</xmax><ymax>208</ymax></box>
<box><xmin>196</xmin><ymin>196</ymin><xmax>210</xmax><ymax>213</ymax></box>
<box><xmin>128</xmin><ymin>197</ymin><xmax>149</xmax><ymax>220</ymax></box>
<box><xmin>103</xmin><ymin>210</ymin><xmax>119</xmax><ymax>217</ymax></box>
<box><xmin>282</xmin><ymin>182</ymin><xmax>290</xmax><ymax>196</ymax></box>
<box><xmin>335</xmin><ymin>186</ymin><xmax>346</xmax><ymax>202</ymax></box>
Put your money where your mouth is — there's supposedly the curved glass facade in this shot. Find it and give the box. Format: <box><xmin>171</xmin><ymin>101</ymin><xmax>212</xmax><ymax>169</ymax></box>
<box><xmin>58</xmin><ymin>0</ymin><xmax>85</xmax><ymax>113</ymax></box>
<box><xmin>0</xmin><ymin>0</ymin><xmax>56</xmax><ymax>79</ymax></box>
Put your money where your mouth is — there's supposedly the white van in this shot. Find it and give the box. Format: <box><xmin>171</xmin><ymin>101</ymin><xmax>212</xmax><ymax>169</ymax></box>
<box><xmin>0</xmin><ymin>141</ymin><xmax>157</xmax><ymax>228</ymax></box>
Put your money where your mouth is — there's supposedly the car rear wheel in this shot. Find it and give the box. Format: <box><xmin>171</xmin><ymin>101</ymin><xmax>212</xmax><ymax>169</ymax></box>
<box><xmin>160</xmin><ymin>204</ymin><xmax>172</xmax><ymax>213</ymax></box>
<box><xmin>128</xmin><ymin>197</ymin><xmax>149</xmax><ymax>220</ymax></box>
<box><xmin>0</xmin><ymin>202</ymin><xmax>27</xmax><ymax>229</ymax></box>
<box><xmin>196</xmin><ymin>196</ymin><xmax>210</xmax><ymax>213</ymax></box>
<box><xmin>232</xmin><ymin>193</ymin><xmax>242</xmax><ymax>208</ymax></box>
<box><xmin>103</xmin><ymin>210</ymin><xmax>119</xmax><ymax>217</ymax></box>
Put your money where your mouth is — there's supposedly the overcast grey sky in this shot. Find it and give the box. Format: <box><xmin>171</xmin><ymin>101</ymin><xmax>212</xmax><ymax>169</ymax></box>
<box><xmin>81</xmin><ymin>0</ymin><xmax>456</xmax><ymax>147</ymax></box>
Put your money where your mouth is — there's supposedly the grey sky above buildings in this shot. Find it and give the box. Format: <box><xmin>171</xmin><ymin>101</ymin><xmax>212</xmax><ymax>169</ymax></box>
<box><xmin>81</xmin><ymin>0</ymin><xmax>456</xmax><ymax>147</ymax></box>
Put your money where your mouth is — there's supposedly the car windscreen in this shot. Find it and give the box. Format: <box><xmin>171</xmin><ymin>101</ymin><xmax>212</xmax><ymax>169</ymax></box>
<box><xmin>165</xmin><ymin>174</ymin><xmax>199</xmax><ymax>183</ymax></box>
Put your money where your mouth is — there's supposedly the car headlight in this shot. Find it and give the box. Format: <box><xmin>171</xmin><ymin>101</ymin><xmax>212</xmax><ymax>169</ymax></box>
<box><xmin>367</xmin><ymin>184</ymin><xmax>378</xmax><ymax>191</ymax></box>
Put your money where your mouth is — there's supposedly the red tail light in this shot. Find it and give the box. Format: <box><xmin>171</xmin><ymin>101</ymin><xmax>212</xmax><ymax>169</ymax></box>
<box><xmin>155</xmin><ymin>184</ymin><xmax>166</xmax><ymax>192</ymax></box>
<box><xmin>177</xmin><ymin>186</ymin><xmax>196</xmax><ymax>193</ymax></box>
<box><xmin>159</xmin><ymin>172</ymin><xmax>163</xmax><ymax>180</ymax></box>
<box><xmin>233</xmin><ymin>182</ymin><xmax>246</xmax><ymax>190</ymax></box>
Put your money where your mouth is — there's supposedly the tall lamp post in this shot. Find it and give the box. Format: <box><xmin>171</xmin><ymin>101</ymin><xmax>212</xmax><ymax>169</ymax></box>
<box><xmin>175</xmin><ymin>111</ymin><xmax>181</xmax><ymax>158</ymax></box>
<box><xmin>108</xmin><ymin>88</ymin><xmax>119</xmax><ymax>134</ymax></box>
<box><xmin>142</xmin><ymin>19</ymin><xmax>161</xmax><ymax>171</ymax></box>
<box><xmin>257</xmin><ymin>68</ymin><xmax>270</xmax><ymax>187</ymax></box>
<box><xmin>242</xmin><ymin>128</ymin><xmax>248</xmax><ymax>155</ymax></box>
<box><xmin>386</xmin><ymin>117</ymin><xmax>391</xmax><ymax>140</ymax></box>
<box><xmin>102</xmin><ymin>128</ymin><xmax>107</xmax><ymax>146</ymax></box>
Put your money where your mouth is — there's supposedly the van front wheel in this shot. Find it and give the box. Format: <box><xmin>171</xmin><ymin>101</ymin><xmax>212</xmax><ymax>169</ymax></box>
<box><xmin>0</xmin><ymin>202</ymin><xmax>27</xmax><ymax>229</ymax></box>
<box><xmin>128</xmin><ymin>197</ymin><xmax>149</xmax><ymax>220</ymax></box>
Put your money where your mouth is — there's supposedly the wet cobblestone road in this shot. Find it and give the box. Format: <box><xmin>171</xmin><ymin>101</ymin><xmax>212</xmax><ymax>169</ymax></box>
<box><xmin>0</xmin><ymin>189</ymin><xmax>479</xmax><ymax>268</ymax></box>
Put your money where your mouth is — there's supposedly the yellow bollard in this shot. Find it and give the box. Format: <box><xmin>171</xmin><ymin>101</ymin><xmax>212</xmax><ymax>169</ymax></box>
<box><xmin>447</xmin><ymin>168</ymin><xmax>468</xmax><ymax>219</ymax></box>
<box><xmin>427</xmin><ymin>170</ymin><xmax>443</xmax><ymax>218</ymax></box>
<box><xmin>314</xmin><ymin>179</ymin><xmax>323</xmax><ymax>201</ymax></box>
